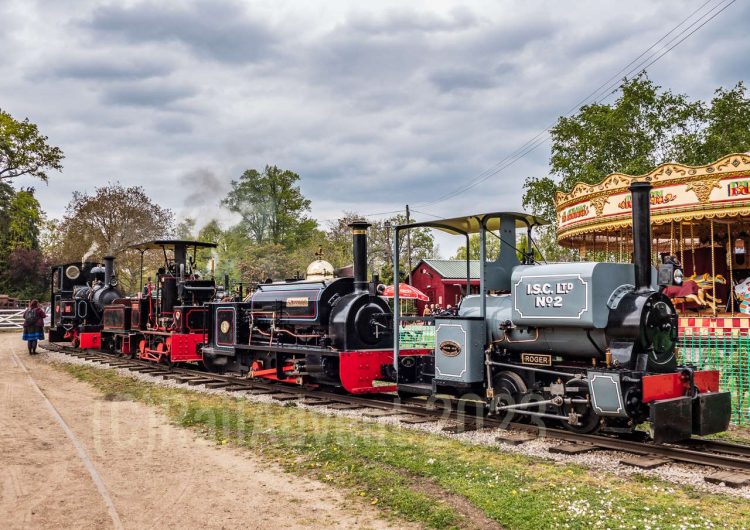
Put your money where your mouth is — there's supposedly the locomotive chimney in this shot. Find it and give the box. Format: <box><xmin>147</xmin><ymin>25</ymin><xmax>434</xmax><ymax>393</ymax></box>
<box><xmin>630</xmin><ymin>181</ymin><xmax>652</xmax><ymax>292</ymax></box>
<box><xmin>103</xmin><ymin>256</ymin><xmax>115</xmax><ymax>286</ymax></box>
<box><xmin>349</xmin><ymin>220</ymin><xmax>371</xmax><ymax>292</ymax></box>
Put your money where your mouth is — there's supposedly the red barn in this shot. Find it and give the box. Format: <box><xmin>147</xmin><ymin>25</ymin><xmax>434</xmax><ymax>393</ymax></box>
<box><xmin>409</xmin><ymin>259</ymin><xmax>480</xmax><ymax>313</ymax></box>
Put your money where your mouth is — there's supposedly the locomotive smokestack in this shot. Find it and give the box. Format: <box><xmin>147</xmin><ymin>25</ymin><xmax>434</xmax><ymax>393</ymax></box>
<box><xmin>349</xmin><ymin>220</ymin><xmax>371</xmax><ymax>292</ymax></box>
<box><xmin>630</xmin><ymin>181</ymin><xmax>652</xmax><ymax>292</ymax></box>
<box><xmin>103</xmin><ymin>256</ymin><xmax>115</xmax><ymax>286</ymax></box>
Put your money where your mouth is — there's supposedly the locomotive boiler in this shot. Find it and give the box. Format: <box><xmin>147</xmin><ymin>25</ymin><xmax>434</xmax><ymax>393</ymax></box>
<box><xmin>393</xmin><ymin>182</ymin><xmax>731</xmax><ymax>442</ymax></box>
<box><xmin>203</xmin><ymin>221</ymin><xmax>403</xmax><ymax>393</ymax></box>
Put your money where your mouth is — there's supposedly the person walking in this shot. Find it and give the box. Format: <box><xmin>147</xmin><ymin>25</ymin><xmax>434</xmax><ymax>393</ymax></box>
<box><xmin>22</xmin><ymin>300</ymin><xmax>45</xmax><ymax>355</ymax></box>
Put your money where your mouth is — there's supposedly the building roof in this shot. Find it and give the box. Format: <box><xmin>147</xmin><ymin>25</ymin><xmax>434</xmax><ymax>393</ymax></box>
<box><xmin>416</xmin><ymin>259</ymin><xmax>480</xmax><ymax>279</ymax></box>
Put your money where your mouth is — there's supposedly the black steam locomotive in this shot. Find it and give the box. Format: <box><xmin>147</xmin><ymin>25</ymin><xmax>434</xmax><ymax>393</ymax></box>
<box><xmin>49</xmin><ymin>240</ymin><xmax>217</xmax><ymax>364</ymax></box>
<box><xmin>49</xmin><ymin>257</ymin><xmax>122</xmax><ymax>348</ymax></box>
<box><xmin>391</xmin><ymin>182</ymin><xmax>731</xmax><ymax>442</ymax></box>
<box><xmin>202</xmin><ymin>222</ymin><xmax>407</xmax><ymax>393</ymax></box>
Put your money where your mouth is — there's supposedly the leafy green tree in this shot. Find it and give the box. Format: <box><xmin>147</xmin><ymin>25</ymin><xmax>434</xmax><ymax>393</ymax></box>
<box><xmin>0</xmin><ymin>187</ymin><xmax>46</xmax><ymax>297</ymax></box>
<box><xmin>6</xmin><ymin>188</ymin><xmax>43</xmax><ymax>250</ymax></box>
<box><xmin>222</xmin><ymin>165</ymin><xmax>317</xmax><ymax>248</ymax></box>
<box><xmin>523</xmin><ymin>74</ymin><xmax>704</xmax><ymax>220</ymax></box>
<box><xmin>453</xmin><ymin>233</ymin><xmax>500</xmax><ymax>260</ymax></box>
<box><xmin>521</xmin><ymin>75</ymin><xmax>750</xmax><ymax>262</ymax></box>
<box><xmin>699</xmin><ymin>82</ymin><xmax>750</xmax><ymax>162</ymax></box>
<box><xmin>175</xmin><ymin>217</ymin><xmax>197</xmax><ymax>239</ymax></box>
<box><xmin>0</xmin><ymin>109</ymin><xmax>64</xmax><ymax>181</ymax></box>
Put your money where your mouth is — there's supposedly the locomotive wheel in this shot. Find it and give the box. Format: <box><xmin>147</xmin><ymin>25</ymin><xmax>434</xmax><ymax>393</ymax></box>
<box><xmin>492</xmin><ymin>371</ymin><xmax>527</xmax><ymax>421</ymax></box>
<box><xmin>202</xmin><ymin>354</ymin><xmax>226</xmax><ymax>374</ymax></box>
<box><xmin>561</xmin><ymin>379</ymin><xmax>600</xmax><ymax>434</ymax></box>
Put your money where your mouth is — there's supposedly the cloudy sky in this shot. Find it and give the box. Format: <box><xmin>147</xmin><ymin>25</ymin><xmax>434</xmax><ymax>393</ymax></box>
<box><xmin>1</xmin><ymin>0</ymin><xmax>747</xmax><ymax>250</ymax></box>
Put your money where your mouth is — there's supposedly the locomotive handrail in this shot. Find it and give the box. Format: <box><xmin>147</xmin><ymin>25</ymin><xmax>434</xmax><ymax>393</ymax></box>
<box><xmin>393</xmin><ymin>223</ymin><xmax>470</xmax><ymax>372</ymax></box>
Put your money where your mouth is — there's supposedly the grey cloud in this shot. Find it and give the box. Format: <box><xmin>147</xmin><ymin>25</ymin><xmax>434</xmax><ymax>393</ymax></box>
<box><xmin>85</xmin><ymin>0</ymin><xmax>277</xmax><ymax>64</ymax></box>
<box><xmin>154</xmin><ymin>116</ymin><xmax>193</xmax><ymax>134</ymax></box>
<box><xmin>101</xmin><ymin>83</ymin><xmax>196</xmax><ymax>107</ymax></box>
<box><xmin>51</xmin><ymin>56</ymin><xmax>172</xmax><ymax>81</ymax></box>
<box><xmin>429</xmin><ymin>67</ymin><xmax>502</xmax><ymax>92</ymax></box>
<box><xmin>344</xmin><ymin>6</ymin><xmax>479</xmax><ymax>35</ymax></box>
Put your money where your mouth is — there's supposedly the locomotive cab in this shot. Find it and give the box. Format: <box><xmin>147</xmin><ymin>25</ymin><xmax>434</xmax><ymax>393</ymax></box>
<box><xmin>393</xmin><ymin>182</ymin><xmax>731</xmax><ymax>442</ymax></box>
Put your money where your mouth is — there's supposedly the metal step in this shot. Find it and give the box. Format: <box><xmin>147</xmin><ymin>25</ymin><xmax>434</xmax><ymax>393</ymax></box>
<box><xmin>397</xmin><ymin>383</ymin><xmax>433</xmax><ymax>396</ymax></box>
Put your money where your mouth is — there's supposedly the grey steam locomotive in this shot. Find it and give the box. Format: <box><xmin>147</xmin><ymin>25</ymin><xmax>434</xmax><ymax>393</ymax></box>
<box><xmin>393</xmin><ymin>182</ymin><xmax>731</xmax><ymax>442</ymax></box>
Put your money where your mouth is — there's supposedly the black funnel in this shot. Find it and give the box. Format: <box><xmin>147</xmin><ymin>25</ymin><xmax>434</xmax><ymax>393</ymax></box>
<box><xmin>103</xmin><ymin>256</ymin><xmax>115</xmax><ymax>286</ymax></box>
<box><xmin>348</xmin><ymin>220</ymin><xmax>371</xmax><ymax>292</ymax></box>
<box><xmin>630</xmin><ymin>182</ymin><xmax>652</xmax><ymax>292</ymax></box>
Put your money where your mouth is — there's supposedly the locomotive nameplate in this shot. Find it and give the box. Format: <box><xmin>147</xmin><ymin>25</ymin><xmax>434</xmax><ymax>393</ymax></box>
<box><xmin>439</xmin><ymin>340</ymin><xmax>462</xmax><ymax>357</ymax></box>
<box><xmin>513</xmin><ymin>273</ymin><xmax>589</xmax><ymax>320</ymax></box>
<box><xmin>286</xmin><ymin>297</ymin><xmax>309</xmax><ymax>307</ymax></box>
<box><xmin>220</xmin><ymin>320</ymin><xmax>230</xmax><ymax>333</ymax></box>
<box><xmin>521</xmin><ymin>353</ymin><xmax>552</xmax><ymax>366</ymax></box>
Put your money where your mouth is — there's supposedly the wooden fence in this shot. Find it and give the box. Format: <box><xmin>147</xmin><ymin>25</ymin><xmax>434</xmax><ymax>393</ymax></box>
<box><xmin>0</xmin><ymin>309</ymin><xmax>26</xmax><ymax>330</ymax></box>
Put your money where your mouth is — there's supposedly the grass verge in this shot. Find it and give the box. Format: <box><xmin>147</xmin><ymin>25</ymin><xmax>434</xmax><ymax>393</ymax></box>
<box><xmin>58</xmin><ymin>362</ymin><xmax>749</xmax><ymax>530</ymax></box>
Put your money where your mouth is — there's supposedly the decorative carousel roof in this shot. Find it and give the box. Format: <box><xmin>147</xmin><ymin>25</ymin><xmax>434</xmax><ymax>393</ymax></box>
<box><xmin>555</xmin><ymin>153</ymin><xmax>750</xmax><ymax>246</ymax></box>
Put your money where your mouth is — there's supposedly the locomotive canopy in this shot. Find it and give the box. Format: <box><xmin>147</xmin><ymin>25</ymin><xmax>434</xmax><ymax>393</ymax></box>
<box><xmin>392</xmin><ymin>182</ymin><xmax>731</xmax><ymax>442</ymax></box>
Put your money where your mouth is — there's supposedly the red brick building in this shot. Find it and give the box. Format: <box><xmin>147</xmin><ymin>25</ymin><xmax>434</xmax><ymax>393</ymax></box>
<box><xmin>409</xmin><ymin>259</ymin><xmax>480</xmax><ymax>312</ymax></box>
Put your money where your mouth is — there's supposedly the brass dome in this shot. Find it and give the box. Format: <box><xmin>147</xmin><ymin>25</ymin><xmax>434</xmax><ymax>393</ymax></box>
<box><xmin>306</xmin><ymin>259</ymin><xmax>335</xmax><ymax>281</ymax></box>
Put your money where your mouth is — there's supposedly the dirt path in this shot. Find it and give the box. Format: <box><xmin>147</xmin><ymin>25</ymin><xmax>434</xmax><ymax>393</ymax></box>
<box><xmin>0</xmin><ymin>333</ymin><xmax>406</xmax><ymax>529</ymax></box>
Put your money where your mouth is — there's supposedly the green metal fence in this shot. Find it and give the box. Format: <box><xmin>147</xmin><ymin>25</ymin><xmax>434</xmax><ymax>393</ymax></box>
<box><xmin>399</xmin><ymin>325</ymin><xmax>436</xmax><ymax>350</ymax></box>
<box><xmin>679</xmin><ymin>334</ymin><xmax>750</xmax><ymax>425</ymax></box>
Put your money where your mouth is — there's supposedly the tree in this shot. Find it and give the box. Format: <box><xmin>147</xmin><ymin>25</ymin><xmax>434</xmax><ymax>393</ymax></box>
<box><xmin>6</xmin><ymin>188</ymin><xmax>43</xmax><ymax>250</ymax></box>
<box><xmin>699</xmin><ymin>82</ymin><xmax>750</xmax><ymax>162</ymax></box>
<box><xmin>48</xmin><ymin>183</ymin><xmax>174</xmax><ymax>293</ymax></box>
<box><xmin>0</xmin><ymin>187</ymin><xmax>46</xmax><ymax>297</ymax></box>
<box><xmin>6</xmin><ymin>247</ymin><xmax>49</xmax><ymax>299</ymax></box>
<box><xmin>221</xmin><ymin>165</ymin><xmax>317</xmax><ymax>248</ymax></box>
<box><xmin>326</xmin><ymin>213</ymin><xmax>436</xmax><ymax>283</ymax></box>
<box><xmin>523</xmin><ymin>74</ymin><xmax>704</xmax><ymax>220</ymax></box>
<box><xmin>453</xmin><ymin>233</ymin><xmax>500</xmax><ymax>260</ymax></box>
<box><xmin>0</xmin><ymin>109</ymin><xmax>64</xmax><ymax>182</ymax></box>
<box><xmin>520</xmin><ymin>74</ymin><xmax>750</xmax><ymax>262</ymax></box>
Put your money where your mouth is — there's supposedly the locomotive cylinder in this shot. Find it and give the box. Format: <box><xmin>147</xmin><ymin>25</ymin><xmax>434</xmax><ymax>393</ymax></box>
<box><xmin>631</xmin><ymin>181</ymin><xmax>652</xmax><ymax>292</ymax></box>
<box><xmin>349</xmin><ymin>220</ymin><xmax>371</xmax><ymax>292</ymax></box>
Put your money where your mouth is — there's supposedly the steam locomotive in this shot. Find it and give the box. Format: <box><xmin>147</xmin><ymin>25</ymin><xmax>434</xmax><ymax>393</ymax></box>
<box><xmin>49</xmin><ymin>240</ymin><xmax>218</xmax><ymax>364</ymax></box>
<box><xmin>202</xmin><ymin>222</ymin><xmax>425</xmax><ymax>393</ymax></box>
<box><xmin>48</xmin><ymin>257</ymin><xmax>122</xmax><ymax>346</ymax></box>
<box><xmin>392</xmin><ymin>182</ymin><xmax>731</xmax><ymax>442</ymax></box>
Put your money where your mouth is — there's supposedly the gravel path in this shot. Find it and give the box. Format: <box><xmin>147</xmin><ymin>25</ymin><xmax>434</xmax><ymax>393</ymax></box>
<box><xmin>2</xmin><ymin>336</ymin><xmax>407</xmax><ymax>530</ymax></box>
<box><xmin>40</xmin><ymin>347</ymin><xmax>750</xmax><ymax>500</ymax></box>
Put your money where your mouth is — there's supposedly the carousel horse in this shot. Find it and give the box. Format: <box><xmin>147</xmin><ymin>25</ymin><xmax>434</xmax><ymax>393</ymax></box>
<box><xmin>660</xmin><ymin>257</ymin><xmax>723</xmax><ymax>311</ymax></box>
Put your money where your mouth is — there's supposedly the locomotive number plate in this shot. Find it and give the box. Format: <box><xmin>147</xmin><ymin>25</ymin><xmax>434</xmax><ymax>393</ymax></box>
<box><xmin>286</xmin><ymin>297</ymin><xmax>309</xmax><ymax>307</ymax></box>
<box><xmin>521</xmin><ymin>353</ymin><xmax>552</xmax><ymax>366</ymax></box>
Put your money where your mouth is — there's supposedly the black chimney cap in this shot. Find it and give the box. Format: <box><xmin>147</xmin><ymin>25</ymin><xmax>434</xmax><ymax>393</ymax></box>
<box><xmin>348</xmin><ymin>220</ymin><xmax>371</xmax><ymax>230</ymax></box>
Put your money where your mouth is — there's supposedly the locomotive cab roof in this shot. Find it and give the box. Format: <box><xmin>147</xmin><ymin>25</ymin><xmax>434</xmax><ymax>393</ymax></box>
<box><xmin>128</xmin><ymin>239</ymin><xmax>218</xmax><ymax>251</ymax></box>
<box><xmin>396</xmin><ymin>212</ymin><xmax>548</xmax><ymax>235</ymax></box>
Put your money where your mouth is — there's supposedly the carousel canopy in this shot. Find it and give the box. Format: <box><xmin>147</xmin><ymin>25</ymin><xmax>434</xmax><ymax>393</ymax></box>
<box><xmin>555</xmin><ymin>153</ymin><xmax>750</xmax><ymax>250</ymax></box>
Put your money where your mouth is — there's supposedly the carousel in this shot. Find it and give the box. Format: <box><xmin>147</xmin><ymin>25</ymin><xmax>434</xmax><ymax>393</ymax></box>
<box><xmin>555</xmin><ymin>152</ymin><xmax>750</xmax><ymax>339</ymax></box>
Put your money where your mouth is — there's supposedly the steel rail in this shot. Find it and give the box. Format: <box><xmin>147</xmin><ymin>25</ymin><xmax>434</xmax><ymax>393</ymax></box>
<box><xmin>40</xmin><ymin>342</ymin><xmax>750</xmax><ymax>472</ymax></box>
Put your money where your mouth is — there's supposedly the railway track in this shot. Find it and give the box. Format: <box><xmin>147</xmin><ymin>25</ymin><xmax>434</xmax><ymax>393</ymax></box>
<box><xmin>40</xmin><ymin>342</ymin><xmax>750</xmax><ymax>486</ymax></box>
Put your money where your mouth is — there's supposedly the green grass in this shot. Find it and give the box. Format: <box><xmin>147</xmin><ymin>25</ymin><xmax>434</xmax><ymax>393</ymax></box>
<box><xmin>57</xmin><ymin>363</ymin><xmax>750</xmax><ymax>530</ymax></box>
